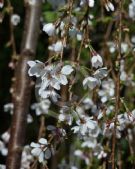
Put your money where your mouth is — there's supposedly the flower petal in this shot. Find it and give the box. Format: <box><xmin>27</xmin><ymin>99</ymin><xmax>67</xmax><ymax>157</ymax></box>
<box><xmin>30</xmin><ymin>142</ymin><xmax>40</xmax><ymax>148</ymax></box>
<box><xmin>43</xmin><ymin>23</ymin><xmax>55</xmax><ymax>36</ymax></box>
<box><xmin>39</xmin><ymin>138</ymin><xmax>48</xmax><ymax>145</ymax></box>
<box><xmin>61</xmin><ymin>65</ymin><xmax>73</xmax><ymax>75</ymax></box>
<box><xmin>44</xmin><ymin>148</ymin><xmax>51</xmax><ymax>159</ymax></box>
<box><xmin>39</xmin><ymin>152</ymin><xmax>44</xmax><ymax>163</ymax></box>
<box><xmin>31</xmin><ymin>147</ymin><xmax>41</xmax><ymax>156</ymax></box>
<box><xmin>27</xmin><ymin>61</ymin><xmax>36</xmax><ymax>67</ymax></box>
<box><xmin>59</xmin><ymin>74</ymin><xmax>68</xmax><ymax>85</ymax></box>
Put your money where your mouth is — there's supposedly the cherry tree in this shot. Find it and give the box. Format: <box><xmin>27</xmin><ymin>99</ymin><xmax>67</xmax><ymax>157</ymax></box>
<box><xmin>0</xmin><ymin>0</ymin><xmax>135</xmax><ymax>169</ymax></box>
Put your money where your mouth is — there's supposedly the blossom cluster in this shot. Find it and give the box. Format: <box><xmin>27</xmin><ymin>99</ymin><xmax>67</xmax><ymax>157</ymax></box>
<box><xmin>27</xmin><ymin>61</ymin><xmax>73</xmax><ymax>102</ymax></box>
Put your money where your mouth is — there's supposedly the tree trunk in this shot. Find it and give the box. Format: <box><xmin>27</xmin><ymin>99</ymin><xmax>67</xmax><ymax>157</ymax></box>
<box><xmin>6</xmin><ymin>1</ymin><xmax>42</xmax><ymax>169</ymax></box>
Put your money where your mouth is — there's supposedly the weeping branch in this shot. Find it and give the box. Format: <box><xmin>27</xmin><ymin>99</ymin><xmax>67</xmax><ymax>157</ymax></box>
<box><xmin>6</xmin><ymin>1</ymin><xmax>42</xmax><ymax>169</ymax></box>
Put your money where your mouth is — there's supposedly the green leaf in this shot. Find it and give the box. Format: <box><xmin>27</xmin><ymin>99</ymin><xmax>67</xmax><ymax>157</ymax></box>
<box><xmin>43</xmin><ymin>11</ymin><xmax>58</xmax><ymax>22</ymax></box>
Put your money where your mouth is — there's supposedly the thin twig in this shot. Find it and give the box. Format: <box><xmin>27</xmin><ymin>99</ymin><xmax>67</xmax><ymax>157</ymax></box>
<box><xmin>112</xmin><ymin>1</ymin><xmax>122</xmax><ymax>169</ymax></box>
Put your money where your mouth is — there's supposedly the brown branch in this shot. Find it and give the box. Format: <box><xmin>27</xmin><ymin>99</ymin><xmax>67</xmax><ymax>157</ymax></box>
<box><xmin>112</xmin><ymin>1</ymin><xmax>122</xmax><ymax>169</ymax></box>
<box><xmin>6</xmin><ymin>1</ymin><xmax>42</xmax><ymax>169</ymax></box>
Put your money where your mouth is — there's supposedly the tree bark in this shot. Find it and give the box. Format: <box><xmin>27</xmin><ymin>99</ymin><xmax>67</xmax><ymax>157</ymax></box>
<box><xmin>6</xmin><ymin>1</ymin><xmax>42</xmax><ymax>169</ymax></box>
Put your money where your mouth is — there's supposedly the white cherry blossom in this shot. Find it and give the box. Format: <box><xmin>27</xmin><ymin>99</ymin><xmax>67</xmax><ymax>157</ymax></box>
<box><xmin>93</xmin><ymin>144</ymin><xmax>107</xmax><ymax>159</ymax></box>
<box><xmin>27</xmin><ymin>60</ymin><xmax>45</xmax><ymax>77</ymax></box>
<box><xmin>40</xmin><ymin>64</ymin><xmax>73</xmax><ymax>90</ymax></box>
<box><xmin>0</xmin><ymin>165</ymin><xmax>6</xmax><ymax>169</ymax></box>
<box><xmin>82</xmin><ymin>97</ymin><xmax>94</xmax><ymax>110</ymax></box>
<box><xmin>0</xmin><ymin>1</ymin><xmax>4</xmax><ymax>8</ymax></box>
<box><xmin>43</xmin><ymin>23</ymin><xmax>55</xmax><ymax>36</ymax></box>
<box><xmin>88</xmin><ymin>0</ymin><xmax>95</xmax><ymax>7</ymax></box>
<box><xmin>80</xmin><ymin>0</ymin><xmax>95</xmax><ymax>8</ymax></box>
<box><xmin>76</xmin><ymin>32</ymin><xmax>82</xmax><ymax>41</ymax></box>
<box><xmin>107</xmin><ymin>42</ymin><xmax>128</xmax><ymax>54</ymax></box>
<box><xmin>31</xmin><ymin>99</ymin><xmax>51</xmax><ymax>116</ymax></box>
<box><xmin>121</xmin><ymin>43</ymin><xmax>128</xmax><ymax>54</ymax></box>
<box><xmin>83</xmin><ymin>76</ymin><xmax>99</xmax><ymax>90</ymax></box>
<box><xmin>124</xmin><ymin>110</ymin><xmax>135</xmax><ymax>123</ymax></box>
<box><xmin>48</xmin><ymin>41</ymin><xmax>63</xmax><ymax>53</ymax></box>
<box><xmin>71</xmin><ymin>116</ymin><xmax>97</xmax><ymax>136</ymax></box>
<box><xmin>39</xmin><ymin>89</ymin><xmax>60</xmax><ymax>102</ymax></box>
<box><xmin>97</xmin><ymin>151</ymin><xmax>107</xmax><ymax>159</ymax></box>
<box><xmin>98</xmin><ymin>79</ymin><xmax>115</xmax><ymax>103</ymax></box>
<box><xmin>21</xmin><ymin>146</ymin><xmax>33</xmax><ymax>169</ymax></box>
<box><xmin>0</xmin><ymin>141</ymin><xmax>8</xmax><ymax>156</ymax></box>
<box><xmin>91</xmin><ymin>54</ymin><xmax>103</xmax><ymax>68</ymax></box>
<box><xmin>93</xmin><ymin>67</ymin><xmax>108</xmax><ymax>80</ymax></box>
<box><xmin>30</xmin><ymin>138</ymin><xmax>51</xmax><ymax>163</ymax></box>
<box><xmin>74</xmin><ymin>149</ymin><xmax>89</xmax><ymax>165</ymax></box>
<box><xmin>104</xmin><ymin>1</ymin><xmax>115</xmax><ymax>11</ymax></box>
<box><xmin>61</xmin><ymin>65</ymin><xmax>73</xmax><ymax>75</ymax></box>
<box><xmin>28</xmin><ymin>61</ymin><xmax>73</xmax><ymax>100</ymax></box>
<box><xmin>129</xmin><ymin>0</ymin><xmax>135</xmax><ymax>20</ymax></box>
<box><xmin>81</xmin><ymin>137</ymin><xmax>97</xmax><ymax>148</ymax></box>
<box><xmin>4</xmin><ymin>103</ymin><xmax>14</xmax><ymax>114</ymax></box>
<box><xmin>59</xmin><ymin>113</ymin><xmax>73</xmax><ymax>125</ymax></box>
<box><xmin>1</xmin><ymin>131</ymin><xmax>10</xmax><ymax>143</ymax></box>
<box><xmin>11</xmin><ymin>14</ymin><xmax>20</xmax><ymax>26</ymax></box>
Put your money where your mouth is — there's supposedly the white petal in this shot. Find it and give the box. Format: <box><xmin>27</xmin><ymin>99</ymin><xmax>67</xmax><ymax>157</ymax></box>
<box><xmin>11</xmin><ymin>14</ymin><xmax>20</xmax><ymax>26</ymax></box>
<box><xmin>108</xmin><ymin>2</ymin><xmax>114</xmax><ymax>11</ymax></box>
<box><xmin>27</xmin><ymin>61</ymin><xmax>36</xmax><ymax>67</ymax></box>
<box><xmin>83</xmin><ymin>77</ymin><xmax>88</xmax><ymax>87</ymax></box>
<box><xmin>39</xmin><ymin>138</ymin><xmax>48</xmax><ymax>145</ymax></box>
<box><xmin>81</xmin><ymin>140</ymin><xmax>96</xmax><ymax>148</ymax></box>
<box><xmin>51</xmin><ymin>90</ymin><xmax>60</xmax><ymax>102</ymax></box>
<box><xmin>28</xmin><ymin>68</ymin><xmax>38</xmax><ymax>77</ymax></box>
<box><xmin>43</xmin><ymin>23</ymin><xmax>55</xmax><ymax>36</ymax></box>
<box><xmin>0</xmin><ymin>2</ymin><xmax>4</xmax><ymax>8</ymax></box>
<box><xmin>30</xmin><ymin>142</ymin><xmax>40</xmax><ymax>148</ymax></box>
<box><xmin>59</xmin><ymin>113</ymin><xmax>65</xmax><ymax>121</ymax></box>
<box><xmin>83</xmin><ymin>77</ymin><xmax>99</xmax><ymax>89</ymax></box>
<box><xmin>105</xmin><ymin>4</ymin><xmax>109</xmax><ymax>11</ymax></box>
<box><xmin>44</xmin><ymin>148</ymin><xmax>51</xmax><ymax>159</ymax></box>
<box><xmin>38</xmin><ymin>152</ymin><xmax>44</xmax><ymax>162</ymax></box>
<box><xmin>41</xmin><ymin>79</ymin><xmax>50</xmax><ymax>90</ymax></box>
<box><xmin>77</xmin><ymin>33</ymin><xmax>82</xmax><ymax>41</ymax></box>
<box><xmin>59</xmin><ymin>74</ymin><xmax>68</xmax><ymax>85</ymax></box>
<box><xmin>39</xmin><ymin>90</ymin><xmax>50</xmax><ymax>99</ymax></box>
<box><xmin>94</xmin><ymin>67</ymin><xmax>108</xmax><ymax>79</ymax></box>
<box><xmin>31</xmin><ymin>147</ymin><xmax>41</xmax><ymax>156</ymax></box>
<box><xmin>91</xmin><ymin>54</ymin><xmax>103</xmax><ymax>68</ymax></box>
<box><xmin>97</xmin><ymin>113</ymin><xmax>103</xmax><ymax>120</ymax></box>
<box><xmin>88</xmin><ymin>0</ymin><xmax>94</xmax><ymax>7</ymax></box>
<box><xmin>81</xmin><ymin>125</ymin><xmax>87</xmax><ymax>135</ymax></box>
<box><xmin>28</xmin><ymin>61</ymin><xmax>44</xmax><ymax>77</ymax></box>
<box><xmin>1</xmin><ymin>132</ymin><xmax>10</xmax><ymax>143</ymax></box>
<box><xmin>74</xmin><ymin>150</ymin><xmax>83</xmax><ymax>156</ymax></box>
<box><xmin>87</xmin><ymin>121</ymin><xmax>96</xmax><ymax>129</ymax></box>
<box><xmin>54</xmin><ymin>41</ymin><xmax>63</xmax><ymax>52</ymax></box>
<box><xmin>1</xmin><ymin>148</ymin><xmax>8</xmax><ymax>156</ymax></box>
<box><xmin>50</xmin><ymin>80</ymin><xmax>60</xmax><ymax>90</ymax></box>
<box><xmin>71</xmin><ymin>126</ymin><xmax>79</xmax><ymax>133</ymax></box>
<box><xmin>61</xmin><ymin>65</ymin><xmax>73</xmax><ymax>75</ymax></box>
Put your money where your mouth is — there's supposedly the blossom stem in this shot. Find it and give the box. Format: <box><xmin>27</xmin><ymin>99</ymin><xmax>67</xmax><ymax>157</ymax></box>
<box><xmin>112</xmin><ymin>1</ymin><xmax>122</xmax><ymax>169</ymax></box>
